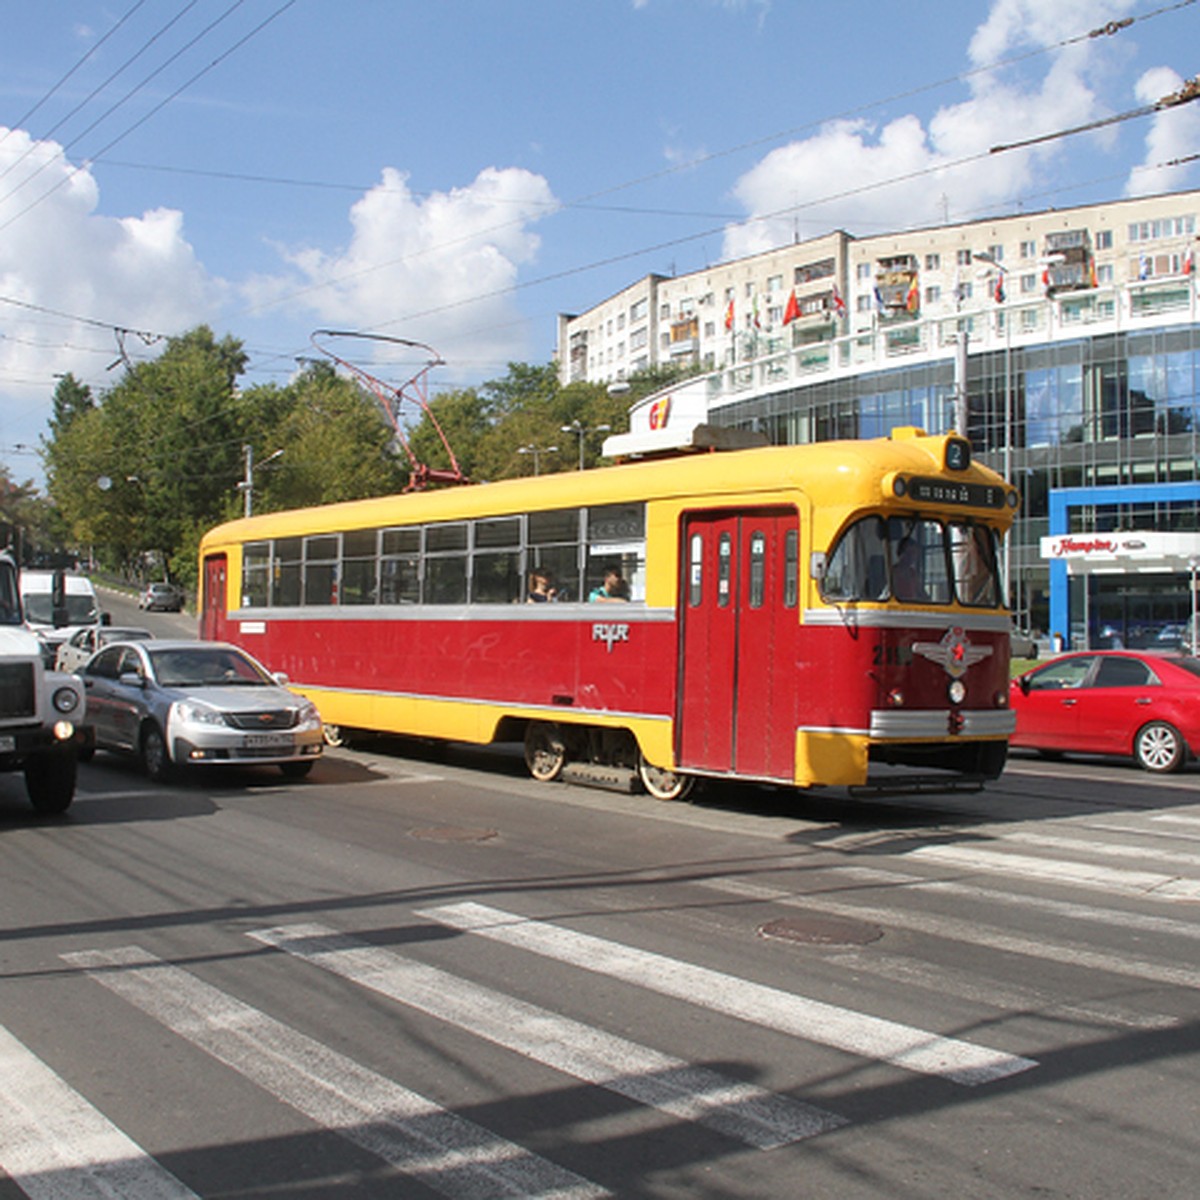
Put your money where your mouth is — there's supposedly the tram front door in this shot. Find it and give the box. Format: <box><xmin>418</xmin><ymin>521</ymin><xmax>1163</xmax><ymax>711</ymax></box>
<box><xmin>677</xmin><ymin>508</ymin><xmax>798</xmax><ymax>782</ymax></box>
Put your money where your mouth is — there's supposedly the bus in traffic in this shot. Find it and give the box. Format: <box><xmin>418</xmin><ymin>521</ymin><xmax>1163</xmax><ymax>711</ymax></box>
<box><xmin>198</xmin><ymin>425</ymin><xmax>1019</xmax><ymax>798</ymax></box>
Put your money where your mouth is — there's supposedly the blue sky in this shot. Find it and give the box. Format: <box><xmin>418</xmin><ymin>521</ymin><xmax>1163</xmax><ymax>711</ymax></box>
<box><xmin>1</xmin><ymin>0</ymin><xmax>1198</xmax><ymax>482</ymax></box>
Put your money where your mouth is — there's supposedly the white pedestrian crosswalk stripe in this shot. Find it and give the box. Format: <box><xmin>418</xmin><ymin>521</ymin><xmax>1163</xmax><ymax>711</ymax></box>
<box><xmin>62</xmin><ymin>946</ymin><xmax>608</xmax><ymax>1200</ymax></box>
<box><xmin>0</xmin><ymin>1023</ymin><xmax>201</xmax><ymax>1200</ymax></box>
<box><xmin>249</xmin><ymin>921</ymin><xmax>845</xmax><ymax>1148</ymax></box>
<box><xmin>415</xmin><ymin>901</ymin><xmax>1039</xmax><ymax>1087</ymax></box>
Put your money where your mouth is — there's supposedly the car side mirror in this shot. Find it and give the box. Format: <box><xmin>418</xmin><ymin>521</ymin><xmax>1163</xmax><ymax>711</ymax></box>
<box><xmin>101</xmin><ymin>611</ymin><xmax>111</xmax><ymax>626</ymax></box>
<box><xmin>117</xmin><ymin>671</ymin><xmax>146</xmax><ymax>689</ymax></box>
<box><xmin>1018</xmin><ymin>675</ymin><xmax>1031</xmax><ymax>695</ymax></box>
<box><xmin>272</xmin><ymin>671</ymin><xmax>291</xmax><ymax>686</ymax></box>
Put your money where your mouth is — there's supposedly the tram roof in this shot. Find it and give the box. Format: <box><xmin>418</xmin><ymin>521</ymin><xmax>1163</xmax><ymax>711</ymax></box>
<box><xmin>201</xmin><ymin>428</ymin><xmax>1013</xmax><ymax>546</ymax></box>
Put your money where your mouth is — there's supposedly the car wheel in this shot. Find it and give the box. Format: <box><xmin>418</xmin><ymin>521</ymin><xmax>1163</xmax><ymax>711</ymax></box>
<box><xmin>1134</xmin><ymin>721</ymin><xmax>1186</xmax><ymax>773</ymax></box>
<box><xmin>279</xmin><ymin>760</ymin><xmax>314</xmax><ymax>779</ymax></box>
<box><xmin>140</xmin><ymin>723</ymin><xmax>174</xmax><ymax>782</ymax></box>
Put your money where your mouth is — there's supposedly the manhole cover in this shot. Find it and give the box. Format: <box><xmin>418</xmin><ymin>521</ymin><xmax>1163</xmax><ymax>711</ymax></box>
<box><xmin>758</xmin><ymin>915</ymin><xmax>883</xmax><ymax>946</ymax></box>
<box><xmin>409</xmin><ymin>826</ymin><xmax>498</xmax><ymax>843</ymax></box>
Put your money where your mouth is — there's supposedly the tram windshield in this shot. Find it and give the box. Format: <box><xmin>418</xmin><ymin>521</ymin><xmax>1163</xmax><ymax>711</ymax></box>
<box><xmin>821</xmin><ymin>514</ymin><xmax>1002</xmax><ymax>607</ymax></box>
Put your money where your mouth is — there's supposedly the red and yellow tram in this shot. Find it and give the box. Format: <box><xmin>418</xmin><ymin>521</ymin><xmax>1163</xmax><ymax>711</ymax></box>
<box><xmin>198</xmin><ymin>426</ymin><xmax>1019</xmax><ymax>798</ymax></box>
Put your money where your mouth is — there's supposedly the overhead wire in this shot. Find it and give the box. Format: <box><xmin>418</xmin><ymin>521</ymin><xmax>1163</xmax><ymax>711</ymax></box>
<box><xmin>0</xmin><ymin>0</ymin><xmax>150</xmax><ymax>152</ymax></box>
<box><xmin>0</xmin><ymin>0</ymin><xmax>298</xmax><ymax>236</ymax></box>
<box><xmin>1</xmin><ymin>0</ymin><xmax>1195</xmax><ymax>414</ymax></box>
<box><xmin>0</xmin><ymin>0</ymin><xmax>203</xmax><ymax>190</ymax></box>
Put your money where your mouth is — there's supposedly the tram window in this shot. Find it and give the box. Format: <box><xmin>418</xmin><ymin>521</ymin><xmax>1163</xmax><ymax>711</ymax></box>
<box><xmin>718</xmin><ymin>533</ymin><xmax>732</xmax><ymax>607</ymax></box>
<box><xmin>783</xmin><ymin>529</ymin><xmax>799</xmax><ymax>608</ymax></box>
<box><xmin>427</xmin><ymin>522</ymin><xmax>468</xmax><ymax>553</ymax></box>
<box><xmin>688</xmin><ymin>534</ymin><xmax>703</xmax><ymax>607</ymax></box>
<box><xmin>821</xmin><ymin>516</ymin><xmax>888</xmax><ymax>601</ymax></box>
<box><xmin>426</xmin><ymin>555</ymin><xmax>468</xmax><ymax>604</ymax></box>
<box><xmin>380</xmin><ymin>527</ymin><xmax>421</xmax><ymax>604</ymax></box>
<box><xmin>472</xmin><ymin>551</ymin><xmax>522</xmax><ymax>603</ymax></box>
<box><xmin>888</xmin><ymin>517</ymin><xmax>950</xmax><ymax>604</ymax></box>
<box><xmin>748</xmin><ymin>532</ymin><xmax>766</xmax><ymax>608</ymax></box>
<box><xmin>304</xmin><ymin>535</ymin><xmax>338</xmax><ymax>605</ymax></box>
<box><xmin>242</xmin><ymin>542</ymin><xmax>270</xmax><ymax>608</ymax></box>
<box><xmin>274</xmin><ymin>537</ymin><xmax>302</xmax><ymax>607</ymax></box>
<box><xmin>949</xmin><ymin>522</ymin><xmax>1001</xmax><ymax>608</ymax></box>
<box><xmin>587</xmin><ymin>502</ymin><xmax>646</xmax><ymax>601</ymax></box>
<box><xmin>341</xmin><ymin>529</ymin><xmax>378</xmax><ymax>606</ymax></box>
<box><xmin>475</xmin><ymin>517</ymin><xmax>520</xmax><ymax>549</ymax></box>
<box><xmin>381</xmin><ymin>527</ymin><xmax>420</xmax><ymax>556</ymax></box>
<box><xmin>529</xmin><ymin>509</ymin><xmax>579</xmax><ymax>544</ymax></box>
<box><xmin>530</xmin><ymin>545</ymin><xmax>580</xmax><ymax>602</ymax></box>
<box><xmin>380</xmin><ymin>555</ymin><xmax>419</xmax><ymax>604</ymax></box>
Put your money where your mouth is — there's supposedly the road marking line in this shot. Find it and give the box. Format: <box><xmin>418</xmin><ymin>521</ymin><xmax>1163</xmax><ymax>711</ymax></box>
<box><xmin>416</xmin><ymin>902</ymin><xmax>1037</xmax><ymax>1087</ymax></box>
<box><xmin>63</xmin><ymin>947</ymin><xmax>606</xmax><ymax>1200</ymax></box>
<box><xmin>1002</xmin><ymin>829</ymin><xmax>1200</xmax><ymax>870</ymax></box>
<box><xmin>0</xmin><ymin>1022</ymin><xmax>200</xmax><ymax>1199</ymax></box>
<box><xmin>250</xmin><ymin>922</ymin><xmax>842</xmax><ymax>1148</ymax></box>
<box><xmin>901</xmin><ymin>844</ymin><xmax>1200</xmax><ymax>899</ymax></box>
<box><xmin>828</xmin><ymin>864</ymin><xmax>1200</xmax><ymax>941</ymax></box>
<box><xmin>704</xmin><ymin>876</ymin><xmax>1200</xmax><ymax>991</ymax></box>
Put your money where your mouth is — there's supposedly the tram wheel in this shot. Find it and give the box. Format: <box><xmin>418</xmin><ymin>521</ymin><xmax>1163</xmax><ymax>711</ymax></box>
<box><xmin>525</xmin><ymin>721</ymin><xmax>567</xmax><ymax>782</ymax></box>
<box><xmin>637</xmin><ymin>753</ymin><xmax>694</xmax><ymax>802</ymax></box>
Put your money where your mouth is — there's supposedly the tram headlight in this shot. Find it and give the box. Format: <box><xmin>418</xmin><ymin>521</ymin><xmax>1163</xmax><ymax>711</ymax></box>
<box><xmin>892</xmin><ymin>476</ymin><xmax>908</xmax><ymax>498</ymax></box>
<box><xmin>887</xmin><ymin>688</ymin><xmax>905</xmax><ymax>707</ymax></box>
<box><xmin>947</xmin><ymin>679</ymin><xmax>966</xmax><ymax>705</ymax></box>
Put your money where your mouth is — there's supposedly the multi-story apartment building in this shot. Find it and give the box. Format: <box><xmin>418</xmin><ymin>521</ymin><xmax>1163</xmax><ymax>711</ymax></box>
<box><xmin>557</xmin><ymin>189</ymin><xmax>1200</xmax><ymax>650</ymax></box>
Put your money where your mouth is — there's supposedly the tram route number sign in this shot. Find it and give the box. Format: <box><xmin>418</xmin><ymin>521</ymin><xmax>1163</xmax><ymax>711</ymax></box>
<box><xmin>907</xmin><ymin>476</ymin><xmax>1007</xmax><ymax>509</ymax></box>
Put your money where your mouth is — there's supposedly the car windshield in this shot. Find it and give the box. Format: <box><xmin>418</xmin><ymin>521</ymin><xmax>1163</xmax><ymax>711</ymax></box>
<box><xmin>23</xmin><ymin>594</ymin><xmax>98</xmax><ymax>624</ymax></box>
<box><xmin>149</xmin><ymin>647</ymin><xmax>272</xmax><ymax>688</ymax></box>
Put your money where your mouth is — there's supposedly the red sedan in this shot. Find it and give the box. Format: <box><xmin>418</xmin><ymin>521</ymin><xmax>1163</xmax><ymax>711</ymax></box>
<box><xmin>1010</xmin><ymin>650</ymin><xmax>1200</xmax><ymax>773</ymax></box>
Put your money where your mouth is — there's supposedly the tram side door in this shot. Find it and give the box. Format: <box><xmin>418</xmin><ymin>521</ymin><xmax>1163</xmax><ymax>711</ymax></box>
<box><xmin>201</xmin><ymin>554</ymin><xmax>227</xmax><ymax>641</ymax></box>
<box><xmin>677</xmin><ymin>509</ymin><xmax>798</xmax><ymax>781</ymax></box>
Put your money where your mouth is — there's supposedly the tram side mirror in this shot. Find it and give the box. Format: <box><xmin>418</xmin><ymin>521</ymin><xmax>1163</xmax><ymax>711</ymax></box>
<box><xmin>810</xmin><ymin>552</ymin><xmax>827</xmax><ymax>581</ymax></box>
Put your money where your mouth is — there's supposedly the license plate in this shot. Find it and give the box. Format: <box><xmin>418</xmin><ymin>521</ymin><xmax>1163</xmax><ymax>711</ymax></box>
<box><xmin>0</xmin><ymin>735</ymin><xmax>14</xmax><ymax>753</ymax></box>
<box><xmin>244</xmin><ymin>733</ymin><xmax>293</xmax><ymax>749</ymax></box>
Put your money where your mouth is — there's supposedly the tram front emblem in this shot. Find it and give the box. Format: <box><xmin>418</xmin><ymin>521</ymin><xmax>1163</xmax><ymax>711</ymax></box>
<box><xmin>912</xmin><ymin>626</ymin><xmax>993</xmax><ymax>679</ymax></box>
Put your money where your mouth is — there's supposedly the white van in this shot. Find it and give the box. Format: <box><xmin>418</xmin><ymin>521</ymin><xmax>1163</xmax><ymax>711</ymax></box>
<box><xmin>20</xmin><ymin>570</ymin><xmax>105</xmax><ymax>664</ymax></box>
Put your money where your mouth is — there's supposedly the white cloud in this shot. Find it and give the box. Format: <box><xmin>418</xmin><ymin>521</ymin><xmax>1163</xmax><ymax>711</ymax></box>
<box><xmin>246</xmin><ymin>165</ymin><xmax>557</xmax><ymax>369</ymax></box>
<box><xmin>1125</xmin><ymin>67</ymin><xmax>1200</xmax><ymax>196</ymax></box>
<box><xmin>0</xmin><ymin>126</ymin><xmax>220</xmax><ymax>438</ymax></box>
<box><xmin>722</xmin><ymin>0</ymin><xmax>1140</xmax><ymax>258</ymax></box>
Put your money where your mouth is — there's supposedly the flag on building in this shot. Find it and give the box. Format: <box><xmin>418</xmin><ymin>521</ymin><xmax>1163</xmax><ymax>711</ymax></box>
<box><xmin>782</xmin><ymin>289</ymin><xmax>799</xmax><ymax>326</ymax></box>
<box><xmin>831</xmin><ymin>283</ymin><xmax>846</xmax><ymax>318</ymax></box>
<box><xmin>905</xmin><ymin>275</ymin><xmax>920</xmax><ymax>313</ymax></box>
<box><xmin>993</xmin><ymin>271</ymin><xmax>1005</xmax><ymax>304</ymax></box>
<box><xmin>1139</xmin><ymin>253</ymin><xmax>1151</xmax><ymax>280</ymax></box>
<box><xmin>724</xmin><ymin>299</ymin><xmax>734</xmax><ymax>331</ymax></box>
<box><xmin>1184</xmin><ymin>245</ymin><xmax>1195</xmax><ymax>276</ymax></box>
<box><xmin>752</xmin><ymin>294</ymin><xmax>761</xmax><ymax>329</ymax></box>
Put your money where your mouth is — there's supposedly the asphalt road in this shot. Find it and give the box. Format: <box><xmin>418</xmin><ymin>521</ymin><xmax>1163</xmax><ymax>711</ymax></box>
<box><xmin>1</xmin><ymin>696</ymin><xmax>1197</xmax><ymax>1199</ymax></box>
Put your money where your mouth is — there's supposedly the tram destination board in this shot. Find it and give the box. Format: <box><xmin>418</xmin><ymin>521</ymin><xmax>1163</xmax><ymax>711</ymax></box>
<box><xmin>907</xmin><ymin>475</ymin><xmax>1008</xmax><ymax>509</ymax></box>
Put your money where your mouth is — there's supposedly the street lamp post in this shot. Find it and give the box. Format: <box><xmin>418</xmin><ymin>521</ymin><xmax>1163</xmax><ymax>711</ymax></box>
<box><xmin>238</xmin><ymin>446</ymin><xmax>283</xmax><ymax>518</ymax></box>
<box><xmin>560</xmin><ymin>421</ymin><xmax>611</xmax><ymax>471</ymax></box>
<box><xmin>516</xmin><ymin>443</ymin><xmax>557</xmax><ymax>475</ymax></box>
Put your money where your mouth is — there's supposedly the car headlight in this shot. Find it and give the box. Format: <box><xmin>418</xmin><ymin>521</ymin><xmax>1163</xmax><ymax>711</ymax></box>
<box><xmin>52</xmin><ymin>687</ymin><xmax>80</xmax><ymax>714</ymax></box>
<box><xmin>174</xmin><ymin>701</ymin><xmax>227</xmax><ymax>727</ymax></box>
<box><xmin>296</xmin><ymin>700</ymin><xmax>321</xmax><ymax>728</ymax></box>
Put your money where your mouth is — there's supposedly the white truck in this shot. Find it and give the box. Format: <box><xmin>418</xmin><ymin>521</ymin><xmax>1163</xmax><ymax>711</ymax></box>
<box><xmin>0</xmin><ymin>553</ymin><xmax>87</xmax><ymax>814</ymax></box>
<box><xmin>21</xmin><ymin>568</ymin><xmax>104</xmax><ymax>667</ymax></box>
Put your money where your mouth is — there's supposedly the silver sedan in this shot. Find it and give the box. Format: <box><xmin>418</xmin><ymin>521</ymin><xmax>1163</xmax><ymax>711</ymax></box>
<box><xmin>80</xmin><ymin>640</ymin><xmax>323</xmax><ymax>780</ymax></box>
